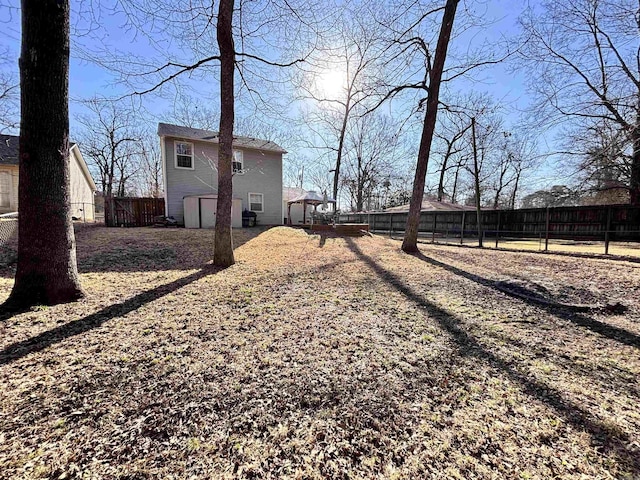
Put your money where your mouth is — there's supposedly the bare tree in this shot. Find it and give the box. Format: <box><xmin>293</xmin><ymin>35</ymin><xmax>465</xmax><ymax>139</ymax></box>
<box><xmin>519</xmin><ymin>0</ymin><xmax>640</xmax><ymax>204</ymax></box>
<box><xmin>214</xmin><ymin>0</ymin><xmax>236</xmax><ymax>267</ymax></box>
<box><xmin>341</xmin><ymin>113</ymin><xmax>405</xmax><ymax>211</ymax></box>
<box><xmin>0</xmin><ymin>47</ymin><xmax>19</xmax><ymax>133</ymax></box>
<box><xmin>295</xmin><ymin>5</ymin><xmax>385</xmax><ymax>205</ymax></box>
<box><xmin>400</xmin><ymin>0</ymin><xmax>460</xmax><ymax>253</ymax></box>
<box><xmin>139</xmin><ymin>132</ymin><xmax>163</xmax><ymax>197</ymax></box>
<box><xmin>6</xmin><ymin>0</ymin><xmax>84</xmax><ymax>308</ymax></box>
<box><xmin>76</xmin><ymin>99</ymin><xmax>142</xmax><ymax>198</ymax></box>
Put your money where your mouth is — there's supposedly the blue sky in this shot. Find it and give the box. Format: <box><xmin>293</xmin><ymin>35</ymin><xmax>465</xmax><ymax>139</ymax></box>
<box><xmin>0</xmin><ymin>0</ymin><xmax>561</xmax><ymax>197</ymax></box>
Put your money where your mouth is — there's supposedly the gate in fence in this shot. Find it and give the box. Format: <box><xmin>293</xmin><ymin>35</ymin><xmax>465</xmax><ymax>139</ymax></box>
<box><xmin>104</xmin><ymin>197</ymin><xmax>165</xmax><ymax>227</ymax></box>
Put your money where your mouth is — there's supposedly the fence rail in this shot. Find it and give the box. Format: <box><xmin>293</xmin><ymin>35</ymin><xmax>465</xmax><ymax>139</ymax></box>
<box><xmin>104</xmin><ymin>197</ymin><xmax>165</xmax><ymax>227</ymax></box>
<box><xmin>338</xmin><ymin>204</ymin><xmax>640</xmax><ymax>255</ymax></box>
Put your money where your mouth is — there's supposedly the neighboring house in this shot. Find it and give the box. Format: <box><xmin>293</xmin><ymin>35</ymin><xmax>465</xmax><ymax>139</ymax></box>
<box><xmin>283</xmin><ymin>187</ymin><xmax>314</xmax><ymax>225</ymax></box>
<box><xmin>385</xmin><ymin>196</ymin><xmax>477</xmax><ymax>213</ymax></box>
<box><xmin>0</xmin><ymin>134</ymin><xmax>97</xmax><ymax>220</ymax></box>
<box><xmin>158</xmin><ymin>122</ymin><xmax>286</xmax><ymax>227</ymax></box>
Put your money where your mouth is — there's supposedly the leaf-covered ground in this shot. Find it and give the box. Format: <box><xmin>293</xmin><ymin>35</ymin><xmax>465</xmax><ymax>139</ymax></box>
<box><xmin>0</xmin><ymin>226</ymin><xmax>639</xmax><ymax>479</ymax></box>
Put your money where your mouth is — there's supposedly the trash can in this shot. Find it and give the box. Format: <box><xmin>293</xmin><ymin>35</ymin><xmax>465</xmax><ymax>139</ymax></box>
<box><xmin>242</xmin><ymin>210</ymin><xmax>257</xmax><ymax>227</ymax></box>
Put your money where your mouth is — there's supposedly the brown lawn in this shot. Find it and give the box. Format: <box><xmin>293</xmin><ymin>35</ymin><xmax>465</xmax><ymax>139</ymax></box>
<box><xmin>0</xmin><ymin>226</ymin><xmax>639</xmax><ymax>479</ymax></box>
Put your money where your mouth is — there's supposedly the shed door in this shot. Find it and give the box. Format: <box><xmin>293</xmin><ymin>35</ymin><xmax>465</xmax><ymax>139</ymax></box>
<box><xmin>200</xmin><ymin>198</ymin><xmax>217</xmax><ymax>228</ymax></box>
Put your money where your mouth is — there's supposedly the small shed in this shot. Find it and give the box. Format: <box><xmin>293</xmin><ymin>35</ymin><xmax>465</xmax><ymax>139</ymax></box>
<box><xmin>183</xmin><ymin>194</ymin><xmax>243</xmax><ymax>229</ymax></box>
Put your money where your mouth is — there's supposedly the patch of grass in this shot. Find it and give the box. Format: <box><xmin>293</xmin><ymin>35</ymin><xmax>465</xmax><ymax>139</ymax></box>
<box><xmin>0</xmin><ymin>227</ymin><xmax>638</xmax><ymax>478</ymax></box>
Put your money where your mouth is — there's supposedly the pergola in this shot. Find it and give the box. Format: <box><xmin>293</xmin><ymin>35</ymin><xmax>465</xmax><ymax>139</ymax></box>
<box><xmin>286</xmin><ymin>190</ymin><xmax>336</xmax><ymax>225</ymax></box>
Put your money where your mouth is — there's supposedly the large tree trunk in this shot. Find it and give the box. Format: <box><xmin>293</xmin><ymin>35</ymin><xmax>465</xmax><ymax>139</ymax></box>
<box><xmin>214</xmin><ymin>0</ymin><xmax>236</xmax><ymax>267</ymax></box>
<box><xmin>402</xmin><ymin>0</ymin><xmax>459</xmax><ymax>253</ymax></box>
<box><xmin>7</xmin><ymin>0</ymin><xmax>84</xmax><ymax>307</ymax></box>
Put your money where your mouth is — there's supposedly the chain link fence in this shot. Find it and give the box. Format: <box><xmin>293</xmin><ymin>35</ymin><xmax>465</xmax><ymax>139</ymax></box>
<box><xmin>0</xmin><ymin>212</ymin><xmax>18</xmax><ymax>247</ymax></box>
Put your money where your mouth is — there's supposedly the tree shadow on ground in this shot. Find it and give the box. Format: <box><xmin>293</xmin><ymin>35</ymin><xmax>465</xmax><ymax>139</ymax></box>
<box><xmin>0</xmin><ymin>226</ymin><xmax>269</xmax><ymax>277</ymax></box>
<box><xmin>344</xmin><ymin>237</ymin><xmax>640</xmax><ymax>474</ymax></box>
<box><xmin>0</xmin><ymin>266</ymin><xmax>219</xmax><ymax>366</ymax></box>
<box><xmin>412</xmin><ymin>252</ymin><xmax>640</xmax><ymax>349</ymax></box>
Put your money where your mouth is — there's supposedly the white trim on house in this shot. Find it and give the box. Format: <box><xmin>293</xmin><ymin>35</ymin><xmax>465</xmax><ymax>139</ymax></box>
<box><xmin>232</xmin><ymin>149</ymin><xmax>244</xmax><ymax>175</ymax></box>
<box><xmin>248</xmin><ymin>192</ymin><xmax>264</xmax><ymax>213</ymax></box>
<box><xmin>70</xmin><ymin>144</ymin><xmax>97</xmax><ymax>191</ymax></box>
<box><xmin>160</xmin><ymin>136</ymin><xmax>168</xmax><ymax>216</ymax></box>
<box><xmin>174</xmin><ymin>140</ymin><xmax>195</xmax><ymax>170</ymax></box>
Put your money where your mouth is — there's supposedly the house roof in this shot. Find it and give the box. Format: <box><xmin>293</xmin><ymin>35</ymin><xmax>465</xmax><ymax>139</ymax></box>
<box><xmin>385</xmin><ymin>197</ymin><xmax>477</xmax><ymax>213</ymax></box>
<box><xmin>0</xmin><ymin>134</ymin><xmax>96</xmax><ymax>192</ymax></box>
<box><xmin>0</xmin><ymin>134</ymin><xmax>19</xmax><ymax>165</ymax></box>
<box><xmin>157</xmin><ymin>122</ymin><xmax>287</xmax><ymax>154</ymax></box>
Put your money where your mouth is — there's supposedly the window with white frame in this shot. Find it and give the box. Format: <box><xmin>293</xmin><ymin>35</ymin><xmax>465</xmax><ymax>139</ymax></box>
<box><xmin>232</xmin><ymin>149</ymin><xmax>244</xmax><ymax>174</ymax></box>
<box><xmin>248</xmin><ymin>192</ymin><xmax>264</xmax><ymax>212</ymax></box>
<box><xmin>174</xmin><ymin>141</ymin><xmax>194</xmax><ymax>169</ymax></box>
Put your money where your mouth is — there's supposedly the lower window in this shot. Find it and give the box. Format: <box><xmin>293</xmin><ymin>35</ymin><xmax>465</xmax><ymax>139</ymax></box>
<box><xmin>248</xmin><ymin>192</ymin><xmax>264</xmax><ymax>212</ymax></box>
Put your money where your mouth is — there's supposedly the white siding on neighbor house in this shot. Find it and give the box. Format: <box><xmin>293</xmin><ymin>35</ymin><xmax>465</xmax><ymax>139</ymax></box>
<box><xmin>0</xmin><ymin>165</ymin><xmax>18</xmax><ymax>213</ymax></box>
<box><xmin>163</xmin><ymin>137</ymin><xmax>283</xmax><ymax>226</ymax></box>
<box><xmin>69</xmin><ymin>148</ymin><xmax>95</xmax><ymax>220</ymax></box>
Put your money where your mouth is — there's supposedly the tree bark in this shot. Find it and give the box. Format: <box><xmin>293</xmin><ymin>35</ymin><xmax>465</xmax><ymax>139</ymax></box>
<box><xmin>472</xmin><ymin>117</ymin><xmax>483</xmax><ymax>247</ymax></box>
<box><xmin>214</xmin><ymin>0</ymin><xmax>236</xmax><ymax>267</ymax></box>
<box><xmin>7</xmin><ymin>0</ymin><xmax>84</xmax><ymax>307</ymax></box>
<box><xmin>402</xmin><ymin>0</ymin><xmax>459</xmax><ymax>253</ymax></box>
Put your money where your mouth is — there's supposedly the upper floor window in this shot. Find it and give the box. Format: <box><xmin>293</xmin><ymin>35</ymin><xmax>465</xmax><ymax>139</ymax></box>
<box><xmin>232</xmin><ymin>149</ymin><xmax>244</xmax><ymax>174</ymax></box>
<box><xmin>175</xmin><ymin>141</ymin><xmax>194</xmax><ymax>169</ymax></box>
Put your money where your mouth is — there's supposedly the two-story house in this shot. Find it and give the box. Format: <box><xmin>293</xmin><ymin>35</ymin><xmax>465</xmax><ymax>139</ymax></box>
<box><xmin>158</xmin><ymin>123</ymin><xmax>286</xmax><ymax>227</ymax></box>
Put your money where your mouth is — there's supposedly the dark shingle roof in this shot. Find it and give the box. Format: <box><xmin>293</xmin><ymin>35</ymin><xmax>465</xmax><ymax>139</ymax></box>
<box><xmin>0</xmin><ymin>134</ymin><xmax>19</xmax><ymax>165</ymax></box>
<box><xmin>0</xmin><ymin>134</ymin><xmax>79</xmax><ymax>166</ymax></box>
<box><xmin>157</xmin><ymin>122</ymin><xmax>287</xmax><ymax>154</ymax></box>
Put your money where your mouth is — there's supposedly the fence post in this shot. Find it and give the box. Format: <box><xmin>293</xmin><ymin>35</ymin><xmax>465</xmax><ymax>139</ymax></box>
<box><xmin>460</xmin><ymin>211</ymin><xmax>465</xmax><ymax>245</ymax></box>
<box><xmin>605</xmin><ymin>205</ymin><xmax>612</xmax><ymax>254</ymax></box>
<box><xmin>544</xmin><ymin>207</ymin><xmax>550</xmax><ymax>251</ymax></box>
<box><xmin>432</xmin><ymin>212</ymin><xmax>437</xmax><ymax>243</ymax></box>
<box><xmin>495</xmin><ymin>210</ymin><xmax>501</xmax><ymax>249</ymax></box>
<box><xmin>388</xmin><ymin>214</ymin><xmax>392</xmax><ymax>237</ymax></box>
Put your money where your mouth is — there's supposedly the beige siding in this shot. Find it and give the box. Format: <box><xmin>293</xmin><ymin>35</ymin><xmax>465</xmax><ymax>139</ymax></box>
<box><xmin>69</xmin><ymin>148</ymin><xmax>95</xmax><ymax>220</ymax></box>
<box><xmin>163</xmin><ymin>137</ymin><xmax>283</xmax><ymax>225</ymax></box>
<box><xmin>0</xmin><ymin>150</ymin><xmax>95</xmax><ymax>218</ymax></box>
<box><xmin>0</xmin><ymin>165</ymin><xmax>18</xmax><ymax>214</ymax></box>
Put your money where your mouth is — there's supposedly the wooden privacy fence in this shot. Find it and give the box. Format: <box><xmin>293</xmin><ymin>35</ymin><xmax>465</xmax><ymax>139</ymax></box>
<box><xmin>338</xmin><ymin>204</ymin><xmax>640</xmax><ymax>244</ymax></box>
<box><xmin>104</xmin><ymin>197</ymin><xmax>165</xmax><ymax>227</ymax></box>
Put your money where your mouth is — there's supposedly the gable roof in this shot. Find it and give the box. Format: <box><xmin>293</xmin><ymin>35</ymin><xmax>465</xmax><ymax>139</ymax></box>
<box><xmin>157</xmin><ymin>122</ymin><xmax>287</xmax><ymax>154</ymax></box>
<box><xmin>0</xmin><ymin>134</ymin><xmax>19</xmax><ymax>165</ymax></box>
<box><xmin>0</xmin><ymin>134</ymin><xmax>97</xmax><ymax>191</ymax></box>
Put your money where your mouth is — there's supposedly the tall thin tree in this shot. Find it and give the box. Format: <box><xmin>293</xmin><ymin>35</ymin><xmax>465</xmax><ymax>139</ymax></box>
<box><xmin>214</xmin><ymin>0</ymin><xmax>236</xmax><ymax>267</ymax></box>
<box><xmin>6</xmin><ymin>0</ymin><xmax>84</xmax><ymax>307</ymax></box>
<box><xmin>402</xmin><ymin>0</ymin><xmax>459</xmax><ymax>253</ymax></box>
